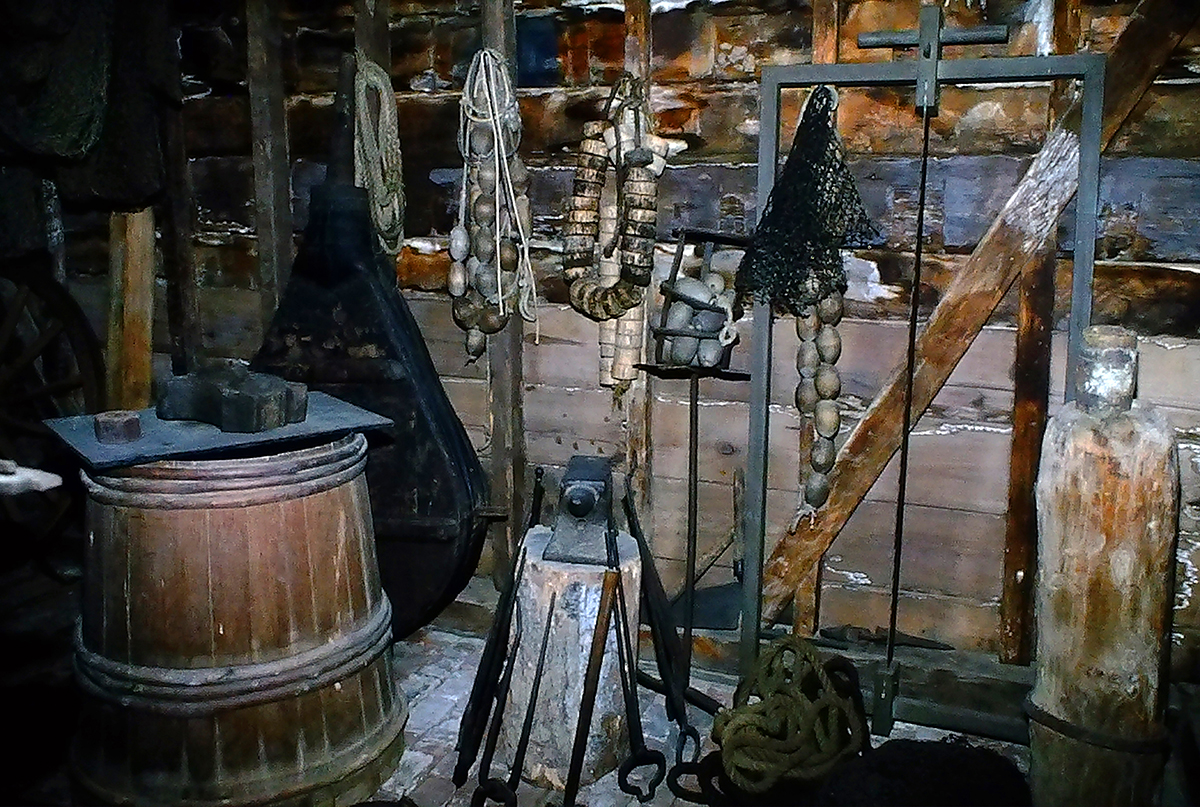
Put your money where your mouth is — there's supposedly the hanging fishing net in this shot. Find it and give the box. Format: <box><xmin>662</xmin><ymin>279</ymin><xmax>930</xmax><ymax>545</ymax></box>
<box><xmin>737</xmin><ymin>85</ymin><xmax>877</xmax><ymax>314</ymax></box>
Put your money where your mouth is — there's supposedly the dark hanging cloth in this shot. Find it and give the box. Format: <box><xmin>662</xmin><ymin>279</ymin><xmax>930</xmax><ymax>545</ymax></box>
<box><xmin>53</xmin><ymin>0</ymin><xmax>176</xmax><ymax>211</ymax></box>
<box><xmin>736</xmin><ymin>85</ymin><xmax>877</xmax><ymax>314</ymax></box>
<box><xmin>0</xmin><ymin>0</ymin><xmax>175</xmax><ymax>219</ymax></box>
<box><xmin>0</xmin><ymin>0</ymin><xmax>112</xmax><ymax>162</ymax></box>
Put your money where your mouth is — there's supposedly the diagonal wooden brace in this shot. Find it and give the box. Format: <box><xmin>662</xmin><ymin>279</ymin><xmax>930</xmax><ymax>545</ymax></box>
<box><xmin>761</xmin><ymin>0</ymin><xmax>1200</xmax><ymax>623</ymax></box>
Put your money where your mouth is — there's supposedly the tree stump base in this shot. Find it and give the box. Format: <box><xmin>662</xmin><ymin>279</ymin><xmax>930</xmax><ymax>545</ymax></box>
<box><xmin>499</xmin><ymin>525</ymin><xmax>642</xmax><ymax>790</ymax></box>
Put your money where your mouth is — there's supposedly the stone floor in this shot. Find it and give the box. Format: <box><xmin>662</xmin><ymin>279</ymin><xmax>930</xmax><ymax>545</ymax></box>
<box><xmin>376</xmin><ymin>622</ymin><xmax>1031</xmax><ymax>807</ymax></box>
<box><xmin>1</xmin><ymin>556</ymin><xmax>1038</xmax><ymax>807</ymax></box>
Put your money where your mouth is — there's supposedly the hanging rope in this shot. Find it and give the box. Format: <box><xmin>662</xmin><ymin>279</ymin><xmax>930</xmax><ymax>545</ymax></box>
<box><xmin>449</xmin><ymin>48</ymin><xmax>537</xmax><ymax>361</ymax></box>
<box><xmin>354</xmin><ymin>49</ymin><xmax>405</xmax><ymax>256</ymax></box>
<box><xmin>711</xmin><ymin>635</ymin><xmax>867</xmax><ymax>793</ymax></box>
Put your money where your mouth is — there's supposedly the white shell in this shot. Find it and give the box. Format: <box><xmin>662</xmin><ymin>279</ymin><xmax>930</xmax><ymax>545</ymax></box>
<box><xmin>665</xmin><ymin>301</ymin><xmax>693</xmax><ymax>330</ymax></box>
<box><xmin>449</xmin><ymin>261</ymin><xmax>468</xmax><ymax>297</ymax></box>
<box><xmin>794</xmin><ymin>308</ymin><xmax>819</xmax><ymax>341</ymax></box>
<box><xmin>814</xmin><ymin>364</ymin><xmax>841</xmax><ymax>399</ymax></box>
<box><xmin>701</xmin><ymin>271</ymin><xmax>726</xmax><ymax>295</ymax></box>
<box><xmin>796</xmin><ymin>341</ymin><xmax>820</xmax><ymax>378</ymax></box>
<box><xmin>816</xmin><ymin>290</ymin><xmax>844</xmax><ymax>325</ymax></box>
<box><xmin>816</xmin><ymin>325</ymin><xmax>842</xmax><ymax>364</ymax></box>
<box><xmin>671</xmin><ymin>336</ymin><xmax>699</xmax><ymax>365</ymax></box>
<box><xmin>697</xmin><ymin>339</ymin><xmax>724</xmax><ymax>367</ymax></box>
<box><xmin>672</xmin><ymin>276</ymin><xmax>714</xmax><ymax>306</ymax></box>
<box><xmin>814</xmin><ymin>399</ymin><xmax>840</xmax><ymax>438</ymax></box>
<box><xmin>449</xmin><ymin>226</ymin><xmax>470</xmax><ymax>262</ymax></box>
<box><xmin>794</xmin><ymin>378</ymin><xmax>818</xmax><ymax>414</ymax></box>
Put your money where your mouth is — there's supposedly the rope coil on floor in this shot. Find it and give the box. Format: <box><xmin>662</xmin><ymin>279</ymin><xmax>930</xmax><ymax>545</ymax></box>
<box><xmin>712</xmin><ymin>635</ymin><xmax>867</xmax><ymax>794</ymax></box>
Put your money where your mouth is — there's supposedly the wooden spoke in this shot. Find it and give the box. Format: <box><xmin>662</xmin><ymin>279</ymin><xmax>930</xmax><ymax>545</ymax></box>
<box><xmin>0</xmin><ymin>318</ymin><xmax>66</xmax><ymax>390</ymax></box>
<box><xmin>0</xmin><ymin>284</ymin><xmax>31</xmax><ymax>357</ymax></box>
<box><xmin>0</xmin><ymin>375</ymin><xmax>85</xmax><ymax>407</ymax></box>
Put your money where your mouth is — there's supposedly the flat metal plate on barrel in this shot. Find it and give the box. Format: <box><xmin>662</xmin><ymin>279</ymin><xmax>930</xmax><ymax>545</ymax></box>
<box><xmin>44</xmin><ymin>391</ymin><xmax>393</xmax><ymax>470</ymax></box>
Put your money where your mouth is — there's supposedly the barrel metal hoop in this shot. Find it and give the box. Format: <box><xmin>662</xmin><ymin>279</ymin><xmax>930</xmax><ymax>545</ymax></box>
<box><xmin>74</xmin><ymin>598</ymin><xmax>393</xmax><ymax>716</ymax></box>
<box><xmin>1024</xmin><ymin>697</ymin><xmax>1168</xmax><ymax>755</ymax></box>
<box><xmin>82</xmin><ymin>440</ymin><xmax>367</xmax><ymax>509</ymax></box>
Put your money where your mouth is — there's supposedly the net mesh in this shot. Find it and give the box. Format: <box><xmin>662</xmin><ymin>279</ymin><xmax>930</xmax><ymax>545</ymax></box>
<box><xmin>737</xmin><ymin>85</ymin><xmax>877</xmax><ymax>314</ymax></box>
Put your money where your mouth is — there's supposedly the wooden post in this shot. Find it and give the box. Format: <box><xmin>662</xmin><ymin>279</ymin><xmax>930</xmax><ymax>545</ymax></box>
<box><xmin>760</xmin><ymin>0</ymin><xmax>1200</xmax><ymax>622</ymax></box>
<box><xmin>999</xmin><ymin>0</ymin><xmax>1080</xmax><ymax>665</ymax></box>
<box><xmin>481</xmin><ymin>0</ymin><xmax>526</xmax><ymax>574</ymax></box>
<box><xmin>160</xmin><ymin>104</ymin><xmax>202</xmax><ymax>376</ymax></box>
<box><xmin>621</xmin><ymin>0</ymin><xmax>654</xmax><ymax>538</ymax></box>
<box><xmin>247</xmin><ymin>0</ymin><xmax>293</xmax><ymax>325</ymax></box>
<box><xmin>1029</xmin><ymin>326</ymin><xmax>1178</xmax><ymax>806</ymax></box>
<box><xmin>355</xmin><ymin>0</ymin><xmax>391</xmax><ymax>71</ymax></box>
<box><xmin>106</xmin><ymin>209</ymin><xmax>156</xmax><ymax>411</ymax></box>
<box><xmin>1000</xmin><ymin>248</ymin><xmax>1055</xmax><ymax>664</ymax></box>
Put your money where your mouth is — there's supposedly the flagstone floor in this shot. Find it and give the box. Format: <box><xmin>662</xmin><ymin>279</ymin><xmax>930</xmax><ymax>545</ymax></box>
<box><xmin>0</xmin><ymin>561</ymin><xmax>1032</xmax><ymax>807</ymax></box>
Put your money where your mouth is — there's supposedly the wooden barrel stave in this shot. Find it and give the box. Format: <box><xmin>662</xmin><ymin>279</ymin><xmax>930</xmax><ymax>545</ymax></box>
<box><xmin>73</xmin><ymin>434</ymin><xmax>406</xmax><ymax>806</ymax></box>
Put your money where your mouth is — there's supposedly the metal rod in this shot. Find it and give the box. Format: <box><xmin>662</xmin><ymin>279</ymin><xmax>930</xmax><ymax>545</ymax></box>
<box><xmin>887</xmin><ymin>106</ymin><xmax>933</xmax><ymax>668</ymax></box>
<box><xmin>563</xmin><ymin>570</ymin><xmax>620</xmax><ymax>807</ymax></box>
<box><xmin>682</xmin><ymin>371</ymin><xmax>699</xmax><ymax>684</ymax></box>
<box><xmin>741</xmin><ymin>72</ymin><xmax>780</xmax><ymax>678</ymax></box>
<box><xmin>858</xmin><ymin>24</ymin><xmax>1009</xmax><ymax>49</ymax></box>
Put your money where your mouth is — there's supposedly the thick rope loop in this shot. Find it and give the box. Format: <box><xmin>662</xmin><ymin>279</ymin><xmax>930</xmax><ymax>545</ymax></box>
<box><xmin>712</xmin><ymin>635</ymin><xmax>867</xmax><ymax>794</ymax></box>
<box><xmin>354</xmin><ymin>49</ymin><xmax>405</xmax><ymax>256</ymax></box>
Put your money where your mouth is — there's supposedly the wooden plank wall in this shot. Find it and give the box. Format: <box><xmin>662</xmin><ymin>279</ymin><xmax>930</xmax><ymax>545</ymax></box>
<box><xmin>54</xmin><ymin>0</ymin><xmax>1200</xmax><ymax>677</ymax></box>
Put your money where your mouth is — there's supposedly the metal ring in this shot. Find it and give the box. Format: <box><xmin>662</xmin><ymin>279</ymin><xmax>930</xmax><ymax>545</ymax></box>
<box><xmin>1024</xmin><ymin>697</ymin><xmax>1168</xmax><ymax>755</ymax></box>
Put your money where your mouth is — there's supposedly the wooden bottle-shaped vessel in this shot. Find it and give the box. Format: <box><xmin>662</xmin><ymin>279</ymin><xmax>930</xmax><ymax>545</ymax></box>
<box><xmin>1029</xmin><ymin>325</ymin><xmax>1179</xmax><ymax>806</ymax></box>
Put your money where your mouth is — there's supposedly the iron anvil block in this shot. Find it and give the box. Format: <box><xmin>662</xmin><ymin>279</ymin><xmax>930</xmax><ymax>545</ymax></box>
<box><xmin>157</xmin><ymin>362</ymin><xmax>308</xmax><ymax>433</ymax></box>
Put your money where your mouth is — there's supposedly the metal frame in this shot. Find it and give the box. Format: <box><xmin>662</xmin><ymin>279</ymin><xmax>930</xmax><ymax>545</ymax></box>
<box><xmin>741</xmin><ymin>54</ymin><xmax>1106</xmax><ymax>675</ymax></box>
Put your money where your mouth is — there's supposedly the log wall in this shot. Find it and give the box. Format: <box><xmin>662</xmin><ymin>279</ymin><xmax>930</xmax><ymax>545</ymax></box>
<box><xmin>57</xmin><ymin>0</ymin><xmax>1200</xmax><ymax>677</ymax></box>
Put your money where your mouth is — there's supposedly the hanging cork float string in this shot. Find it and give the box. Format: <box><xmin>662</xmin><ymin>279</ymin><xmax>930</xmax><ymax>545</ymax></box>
<box><xmin>562</xmin><ymin>74</ymin><xmax>683</xmax><ymax>325</ymax></box>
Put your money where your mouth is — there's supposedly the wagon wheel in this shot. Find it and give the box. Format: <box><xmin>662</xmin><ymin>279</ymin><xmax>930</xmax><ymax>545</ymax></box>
<box><xmin>0</xmin><ymin>256</ymin><xmax>105</xmax><ymax>580</ymax></box>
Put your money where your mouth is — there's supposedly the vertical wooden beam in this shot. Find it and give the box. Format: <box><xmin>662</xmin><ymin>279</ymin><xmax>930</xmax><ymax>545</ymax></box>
<box><xmin>622</xmin><ymin>0</ymin><xmax>653</xmax><ymax>527</ymax></box>
<box><xmin>160</xmin><ymin>104</ymin><xmax>202</xmax><ymax>376</ymax></box>
<box><xmin>355</xmin><ymin>0</ymin><xmax>392</xmax><ymax>70</ymax></box>
<box><xmin>812</xmin><ymin>0</ymin><xmax>840</xmax><ymax>65</ymax></box>
<box><xmin>246</xmin><ymin>0</ymin><xmax>293</xmax><ymax>326</ymax></box>
<box><xmin>999</xmin><ymin>0</ymin><xmax>1081</xmax><ymax>666</ymax></box>
<box><xmin>790</xmin><ymin>0</ymin><xmax>841</xmax><ymax>638</ymax></box>
<box><xmin>481</xmin><ymin>0</ymin><xmax>526</xmax><ymax>574</ymax></box>
<box><xmin>106</xmin><ymin>209</ymin><xmax>156</xmax><ymax>411</ymax></box>
<box><xmin>1000</xmin><ymin>248</ymin><xmax>1055</xmax><ymax>664</ymax></box>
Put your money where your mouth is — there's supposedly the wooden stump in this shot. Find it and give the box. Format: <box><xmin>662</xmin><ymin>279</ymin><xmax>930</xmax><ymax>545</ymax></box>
<box><xmin>1030</xmin><ymin>326</ymin><xmax>1179</xmax><ymax>806</ymax></box>
<box><xmin>499</xmin><ymin>526</ymin><xmax>642</xmax><ymax>789</ymax></box>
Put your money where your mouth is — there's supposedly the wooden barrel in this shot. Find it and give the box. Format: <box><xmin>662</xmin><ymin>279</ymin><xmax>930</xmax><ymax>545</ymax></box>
<box><xmin>71</xmin><ymin>433</ymin><xmax>407</xmax><ymax>806</ymax></box>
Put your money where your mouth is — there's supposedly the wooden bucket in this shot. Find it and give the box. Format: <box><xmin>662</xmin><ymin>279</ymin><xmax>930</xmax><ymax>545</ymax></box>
<box><xmin>71</xmin><ymin>433</ymin><xmax>407</xmax><ymax>806</ymax></box>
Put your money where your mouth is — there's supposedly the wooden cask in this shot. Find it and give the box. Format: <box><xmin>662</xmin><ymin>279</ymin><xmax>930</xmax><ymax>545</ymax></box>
<box><xmin>1029</xmin><ymin>326</ymin><xmax>1179</xmax><ymax>806</ymax></box>
<box><xmin>72</xmin><ymin>433</ymin><xmax>407</xmax><ymax>806</ymax></box>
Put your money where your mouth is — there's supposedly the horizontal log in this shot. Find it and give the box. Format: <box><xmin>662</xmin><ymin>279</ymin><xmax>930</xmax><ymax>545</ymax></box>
<box><xmin>818</xmin><ymin>587</ymin><xmax>1001</xmax><ymax>654</ymax></box>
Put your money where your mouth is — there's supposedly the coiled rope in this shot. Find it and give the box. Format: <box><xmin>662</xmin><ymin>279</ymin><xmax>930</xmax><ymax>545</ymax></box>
<box><xmin>354</xmin><ymin>49</ymin><xmax>405</xmax><ymax>256</ymax></box>
<box><xmin>712</xmin><ymin>635</ymin><xmax>867</xmax><ymax>794</ymax></box>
